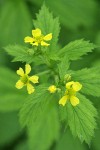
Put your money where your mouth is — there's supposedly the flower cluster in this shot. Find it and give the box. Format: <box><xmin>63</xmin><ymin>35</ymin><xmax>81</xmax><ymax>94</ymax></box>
<box><xmin>48</xmin><ymin>81</ymin><xmax>82</xmax><ymax>107</ymax></box>
<box><xmin>16</xmin><ymin>28</ymin><xmax>82</xmax><ymax>107</ymax></box>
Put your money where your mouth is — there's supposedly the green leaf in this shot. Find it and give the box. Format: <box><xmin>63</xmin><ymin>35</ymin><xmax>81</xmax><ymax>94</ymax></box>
<box><xmin>91</xmin><ymin>127</ymin><xmax>100</xmax><ymax>150</ymax></box>
<box><xmin>58</xmin><ymin>39</ymin><xmax>96</xmax><ymax>60</ymax></box>
<box><xmin>91</xmin><ymin>108</ymin><xmax>100</xmax><ymax>150</ymax></box>
<box><xmin>71</xmin><ymin>67</ymin><xmax>100</xmax><ymax>97</ymax></box>
<box><xmin>32</xmin><ymin>0</ymin><xmax>97</xmax><ymax>29</ymax></box>
<box><xmin>58</xmin><ymin>56</ymin><xmax>70</xmax><ymax>80</ymax></box>
<box><xmin>20</xmin><ymin>85</ymin><xmax>59</xmax><ymax>127</ymax></box>
<box><xmin>0</xmin><ymin>112</ymin><xmax>21</xmax><ymax>145</ymax></box>
<box><xmin>20</xmin><ymin>85</ymin><xmax>60</xmax><ymax>150</ymax></box>
<box><xmin>33</xmin><ymin>4</ymin><xmax>60</xmax><ymax>51</ymax></box>
<box><xmin>0</xmin><ymin>0</ymin><xmax>32</xmax><ymax>46</ymax></box>
<box><xmin>15</xmin><ymin>141</ymin><xmax>29</xmax><ymax>150</ymax></box>
<box><xmin>20</xmin><ymin>85</ymin><xmax>50</xmax><ymax>127</ymax></box>
<box><xmin>5</xmin><ymin>45</ymin><xmax>35</xmax><ymax>63</ymax></box>
<box><xmin>0</xmin><ymin>67</ymin><xmax>27</xmax><ymax>111</ymax></box>
<box><xmin>28</xmin><ymin>106</ymin><xmax>60</xmax><ymax>150</ymax></box>
<box><xmin>59</xmin><ymin>93</ymin><xmax>97</xmax><ymax>145</ymax></box>
<box><xmin>55</xmin><ymin>129</ymin><xmax>86</xmax><ymax>150</ymax></box>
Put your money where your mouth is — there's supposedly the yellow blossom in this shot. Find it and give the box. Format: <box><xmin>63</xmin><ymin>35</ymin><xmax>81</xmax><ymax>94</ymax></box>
<box><xmin>24</xmin><ymin>28</ymin><xmax>52</xmax><ymax>46</ymax></box>
<box><xmin>59</xmin><ymin>81</ymin><xmax>82</xmax><ymax>107</ymax></box>
<box><xmin>48</xmin><ymin>85</ymin><xmax>57</xmax><ymax>93</ymax></box>
<box><xmin>16</xmin><ymin>64</ymin><xmax>39</xmax><ymax>94</ymax></box>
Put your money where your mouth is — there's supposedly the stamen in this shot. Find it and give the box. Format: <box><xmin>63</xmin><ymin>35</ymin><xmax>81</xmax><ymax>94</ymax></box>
<box><xmin>21</xmin><ymin>75</ymin><xmax>29</xmax><ymax>84</ymax></box>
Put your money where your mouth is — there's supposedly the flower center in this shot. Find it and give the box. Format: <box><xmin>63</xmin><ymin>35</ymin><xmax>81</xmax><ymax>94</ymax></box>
<box><xmin>21</xmin><ymin>75</ymin><xmax>29</xmax><ymax>84</ymax></box>
<box><xmin>35</xmin><ymin>35</ymin><xmax>44</xmax><ymax>43</ymax></box>
<box><xmin>65</xmin><ymin>88</ymin><xmax>76</xmax><ymax>97</ymax></box>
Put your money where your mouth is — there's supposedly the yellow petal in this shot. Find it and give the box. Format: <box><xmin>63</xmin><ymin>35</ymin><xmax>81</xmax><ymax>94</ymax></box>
<box><xmin>66</xmin><ymin>81</ymin><xmax>74</xmax><ymax>89</ymax></box>
<box><xmin>25</xmin><ymin>64</ymin><xmax>31</xmax><ymax>75</ymax></box>
<box><xmin>32</xmin><ymin>42</ymin><xmax>38</xmax><ymax>46</ymax></box>
<box><xmin>70</xmin><ymin>96</ymin><xmax>79</xmax><ymax>106</ymax></box>
<box><xmin>27</xmin><ymin>83</ymin><xmax>35</xmax><ymax>94</ymax></box>
<box><xmin>15</xmin><ymin>80</ymin><xmax>24</xmax><ymax>89</ymax></box>
<box><xmin>43</xmin><ymin>33</ymin><xmax>52</xmax><ymax>41</ymax></box>
<box><xmin>24</xmin><ymin>36</ymin><xmax>34</xmax><ymax>43</ymax></box>
<box><xmin>32</xmin><ymin>28</ymin><xmax>41</xmax><ymax>37</ymax></box>
<box><xmin>29</xmin><ymin>75</ymin><xmax>39</xmax><ymax>84</ymax></box>
<box><xmin>59</xmin><ymin>95</ymin><xmax>68</xmax><ymax>106</ymax></box>
<box><xmin>17</xmin><ymin>68</ymin><xmax>24</xmax><ymax>76</ymax></box>
<box><xmin>72</xmin><ymin>82</ymin><xmax>82</xmax><ymax>91</ymax></box>
<box><xmin>41</xmin><ymin>41</ymin><xmax>50</xmax><ymax>46</ymax></box>
<box><xmin>48</xmin><ymin>85</ymin><xmax>57</xmax><ymax>93</ymax></box>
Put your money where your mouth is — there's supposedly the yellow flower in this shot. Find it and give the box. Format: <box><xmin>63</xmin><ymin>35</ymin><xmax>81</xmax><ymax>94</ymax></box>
<box><xmin>24</xmin><ymin>28</ymin><xmax>52</xmax><ymax>46</ymax></box>
<box><xmin>59</xmin><ymin>81</ymin><xmax>82</xmax><ymax>107</ymax></box>
<box><xmin>48</xmin><ymin>85</ymin><xmax>57</xmax><ymax>93</ymax></box>
<box><xmin>15</xmin><ymin>64</ymin><xmax>39</xmax><ymax>94</ymax></box>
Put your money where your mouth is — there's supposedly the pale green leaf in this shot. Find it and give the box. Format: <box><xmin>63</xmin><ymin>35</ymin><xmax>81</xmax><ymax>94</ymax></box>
<box><xmin>71</xmin><ymin>67</ymin><xmax>100</xmax><ymax>97</ymax></box>
<box><xmin>58</xmin><ymin>56</ymin><xmax>70</xmax><ymax>79</ymax></box>
<box><xmin>58</xmin><ymin>39</ymin><xmax>96</xmax><ymax>60</ymax></box>
<box><xmin>28</xmin><ymin>106</ymin><xmax>60</xmax><ymax>150</ymax></box>
<box><xmin>33</xmin><ymin>4</ymin><xmax>60</xmax><ymax>51</ymax></box>
<box><xmin>5</xmin><ymin>45</ymin><xmax>35</xmax><ymax>63</ymax></box>
<box><xmin>59</xmin><ymin>93</ymin><xmax>97</xmax><ymax>145</ymax></box>
<box><xmin>20</xmin><ymin>85</ymin><xmax>60</xmax><ymax>150</ymax></box>
<box><xmin>20</xmin><ymin>85</ymin><xmax>50</xmax><ymax>126</ymax></box>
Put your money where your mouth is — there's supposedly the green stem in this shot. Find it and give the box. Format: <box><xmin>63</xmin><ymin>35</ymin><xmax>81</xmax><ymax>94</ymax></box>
<box><xmin>36</xmin><ymin>70</ymin><xmax>50</xmax><ymax>76</ymax></box>
<box><xmin>39</xmin><ymin>48</ymin><xmax>60</xmax><ymax>84</ymax></box>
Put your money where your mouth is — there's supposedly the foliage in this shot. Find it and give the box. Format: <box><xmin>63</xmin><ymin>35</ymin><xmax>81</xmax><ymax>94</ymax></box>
<box><xmin>64</xmin><ymin>93</ymin><xmax>97</xmax><ymax>144</ymax></box>
<box><xmin>0</xmin><ymin>112</ymin><xmax>21</xmax><ymax>146</ymax></box>
<box><xmin>33</xmin><ymin>4</ymin><xmax>60</xmax><ymax>51</ymax></box>
<box><xmin>0</xmin><ymin>67</ymin><xmax>27</xmax><ymax>111</ymax></box>
<box><xmin>0</xmin><ymin>1</ymin><xmax>100</xmax><ymax>150</ymax></box>
<box><xmin>71</xmin><ymin>67</ymin><xmax>100</xmax><ymax>97</ymax></box>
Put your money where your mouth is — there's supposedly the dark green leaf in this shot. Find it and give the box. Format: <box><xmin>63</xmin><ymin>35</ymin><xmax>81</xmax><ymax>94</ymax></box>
<box><xmin>0</xmin><ymin>67</ymin><xmax>27</xmax><ymax>111</ymax></box>
<box><xmin>0</xmin><ymin>0</ymin><xmax>32</xmax><ymax>46</ymax></box>
<box><xmin>55</xmin><ymin>129</ymin><xmax>86</xmax><ymax>150</ymax></box>
<box><xmin>0</xmin><ymin>112</ymin><xmax>21</xmax><ymax>145</ymax></box>
<box><xmin>31</xmin><ymin>0</ymin><xmax>97</xmax><ymax>29</ymax></box>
